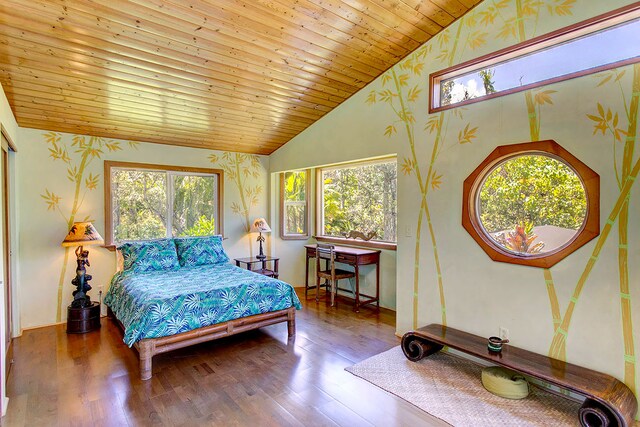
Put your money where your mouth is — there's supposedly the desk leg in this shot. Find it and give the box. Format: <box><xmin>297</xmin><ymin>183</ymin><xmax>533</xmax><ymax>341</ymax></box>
<box><xmin>354</xmin><ymin>264</ymin><xmax>360</xmax><ymax>313</ymax></box>
<box><xmin>376</xmin><ymin>259</ymin><xmax>380</xmax><ymax>310</ymax></box>
<box><xmin>304</xmin><ymin>253</ymin><xmax>310</xmax><ymax>300</ymax></box>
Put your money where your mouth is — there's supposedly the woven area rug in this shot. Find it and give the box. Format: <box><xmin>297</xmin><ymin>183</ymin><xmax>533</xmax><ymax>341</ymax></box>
<box><xmin>346</xmin><ymin>346</ymin><xmax>581</xmax><ymax>426</ymax></box>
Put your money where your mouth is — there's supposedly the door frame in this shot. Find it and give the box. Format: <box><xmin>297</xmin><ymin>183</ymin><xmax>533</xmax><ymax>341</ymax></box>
<box><xmin>0</xmin><ymin>126</ymin><xmax>16</xmax><ymax>390</ymax></box>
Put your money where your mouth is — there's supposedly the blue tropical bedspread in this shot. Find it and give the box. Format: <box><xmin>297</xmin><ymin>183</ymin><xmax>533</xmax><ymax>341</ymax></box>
<box><xmin>104</xmin><ymin>263</ymin><xmax>302</xmax><ymax>346</ymax></box>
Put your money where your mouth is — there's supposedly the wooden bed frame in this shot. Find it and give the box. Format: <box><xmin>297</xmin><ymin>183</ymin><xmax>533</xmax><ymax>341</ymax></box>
<box><xmin>108</xmin><ymin>306</ymin><xmax>296</xmax><ymax>380</ymax></box>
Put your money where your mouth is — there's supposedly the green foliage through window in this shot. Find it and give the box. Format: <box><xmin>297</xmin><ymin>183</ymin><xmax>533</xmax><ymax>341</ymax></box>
<box><xmin>282</xmin><ymin>170</ymin><xmax>308</xmax><ymax>236</ymax></box>
<box><xmin>112</xmin><ymin>168</ymin><xmax>219</xmax><ymax>243</ymax></box>
<box><xmin>478</xmin><ymin>155</ymin><xmax>586</xmax><ymax>254</ymax></box>
<box><xmin>181</xmin><ymin>215</ymin><xmax>216</xmax><ymax>237</ymax></box>
<box><xmin>321</xmin><ymin>160</ymin><xmax>397</xmax><ymax>242</ymax></box>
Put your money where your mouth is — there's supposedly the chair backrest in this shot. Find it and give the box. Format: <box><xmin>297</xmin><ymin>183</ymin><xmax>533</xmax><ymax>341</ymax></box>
<box><xmin>315</xmin><ymin>243</ymin><xmax>336</xmax><ymax>276</ymax></box>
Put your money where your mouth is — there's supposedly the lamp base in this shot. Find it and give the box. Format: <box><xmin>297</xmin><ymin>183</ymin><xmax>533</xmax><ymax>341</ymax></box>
<box><xmin>256</xmin><ymin>232</ymin><xmax>266</xmax><ymax>259</ymax></box>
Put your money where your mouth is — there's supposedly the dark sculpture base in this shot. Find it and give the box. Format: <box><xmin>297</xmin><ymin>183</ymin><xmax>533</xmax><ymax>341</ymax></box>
<box><xmin>67</xmin><ymin>302</ymin><xmax>101</xmax><ymax>334</ymax></box>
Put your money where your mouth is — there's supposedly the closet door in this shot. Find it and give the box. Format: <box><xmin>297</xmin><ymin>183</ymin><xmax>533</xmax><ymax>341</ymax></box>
<box><xmin>1</xmin><ymin>132</ymin><xmax>13</xmax><ymax>382</ymax></box>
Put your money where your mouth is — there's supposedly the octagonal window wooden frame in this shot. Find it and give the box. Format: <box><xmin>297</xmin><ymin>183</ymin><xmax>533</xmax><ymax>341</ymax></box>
<box><xmin>462</xmin><ymin>140</ymin><xmax>600</xmax><ymax>268</ymax></box>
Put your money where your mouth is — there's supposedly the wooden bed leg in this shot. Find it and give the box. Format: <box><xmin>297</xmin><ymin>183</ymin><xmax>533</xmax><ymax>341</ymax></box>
<box><xmin>138</xmin><ymin>340</ymin><xmax>154</xmax><ymax>381</ymax></box>
<box><xmin>287</xmin><ymin>307</ymin><xmax>296</xmax><ymax>337</ymax></box>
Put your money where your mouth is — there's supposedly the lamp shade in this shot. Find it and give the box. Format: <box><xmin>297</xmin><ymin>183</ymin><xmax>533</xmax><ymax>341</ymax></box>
<box><xmin>61</xmin><ymin>222</ymin><xmax>104</xmax><ymax>247</ymax></box>
<box><xmin>251</xmin><ymin>218</ymin><xmax>271</xmax><ymax>233</ymax></box>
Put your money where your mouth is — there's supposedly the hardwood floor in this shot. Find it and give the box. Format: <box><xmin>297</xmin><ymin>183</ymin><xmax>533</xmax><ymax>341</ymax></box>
<box><xmin>2</xmin><ymin>290</ymin><xmax>446</xmax><ymax>426</ymax></box>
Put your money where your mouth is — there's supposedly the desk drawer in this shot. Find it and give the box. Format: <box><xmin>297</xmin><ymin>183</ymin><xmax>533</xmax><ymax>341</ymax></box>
<box><xmin>335</xmin><ymin>253</ymin><xmax>356</xmax><ymax>264</ymax></box>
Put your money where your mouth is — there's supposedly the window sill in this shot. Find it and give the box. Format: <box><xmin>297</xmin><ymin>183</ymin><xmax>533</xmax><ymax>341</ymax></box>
<box><xmin>280</xmin><ymin>234</ymin><xmax>310</xmax><ymax>241</ymax></box>
<box><xmin>315</xmin><ymin>236</ymin><xmax>397</xmax><ymax>251</ymax></box>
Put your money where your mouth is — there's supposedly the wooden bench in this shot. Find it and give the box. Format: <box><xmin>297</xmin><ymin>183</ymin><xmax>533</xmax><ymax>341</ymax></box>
<box><xmin>401</xmin><ymin>324</ymin><xmax>637</xmax><ymax>427</ymax></box>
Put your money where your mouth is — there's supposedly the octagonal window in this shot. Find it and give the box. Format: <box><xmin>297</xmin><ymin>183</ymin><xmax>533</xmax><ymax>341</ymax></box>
<box><xmin>462</xmin><ymin>140</ymin><xmax>599</xmax><ymax>268</ymax></box>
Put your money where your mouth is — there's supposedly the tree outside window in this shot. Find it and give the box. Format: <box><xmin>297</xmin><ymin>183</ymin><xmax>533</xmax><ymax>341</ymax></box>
<box><xmin>106</xmin><ymin>162</ymin><xmax>222</xmax><ymax>245</ymax></box>
<box><xmin>320</xmin><ymin>159</ymin><xmax>397</xmax><ymax>242</ymax></box>
<box><xmin>280</xmin><ymin>170</ymin><xmax>309</xmax><ymax>239</ymax></box>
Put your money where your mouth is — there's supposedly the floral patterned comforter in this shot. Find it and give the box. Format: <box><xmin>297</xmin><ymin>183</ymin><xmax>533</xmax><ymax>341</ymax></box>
<box><xmin>104</xmin><ymin>263</ymin><xmax>302</xmax><ymax>346</ymax></box>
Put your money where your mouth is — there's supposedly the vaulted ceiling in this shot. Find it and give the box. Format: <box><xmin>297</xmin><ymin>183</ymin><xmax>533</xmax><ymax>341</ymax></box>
<box><xmin>0</xmin><ymin>0</ymin><xmax>480</xmax><ymax>154</ymax></box>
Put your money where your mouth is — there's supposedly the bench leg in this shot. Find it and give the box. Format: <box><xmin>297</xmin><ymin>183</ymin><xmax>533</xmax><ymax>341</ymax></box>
<box><xmin>401</xmin><ymin>332</ymin><xmax>444</xmax><ymax>362</ymax></box>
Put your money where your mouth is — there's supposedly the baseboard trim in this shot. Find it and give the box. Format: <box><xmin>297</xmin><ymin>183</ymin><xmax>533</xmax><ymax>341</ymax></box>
<box><xmin>21</xmin><ymin>320</ymin><xmax>66</xmax><ymax>332</ymax></box>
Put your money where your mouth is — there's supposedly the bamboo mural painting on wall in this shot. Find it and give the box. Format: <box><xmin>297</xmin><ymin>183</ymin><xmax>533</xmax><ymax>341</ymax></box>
<box><xmin>365</xmin><ymin>0</ymin><xmax>638</xmax><ymax>406</ymax></box>
<box><xmin>477</xmin><ymin>0</ymin><xmax>574</xmax><ymax>349</ymax></box>
<box><xmin>41</xmin><ymin>132</ymin><xmax>138</xmax><ymax>322</ymax></box>
<box><xmin>572</xmin><ymin>65</ymin><xmax>638</xmax><ymax>394</ymax></box>
<box><xmin>366</xmin><ymin>11</ymin><xmax>482</xmax><ymax>329</ymax></box>
<box><xmin>458</xmin><ymin>0</ymin><xmax>639</xmax><ymax>398</ymax></box>
<box><xmin>454</xmin><ymin>0</ymin><xmax>639</xmax><ymax>400</ymax></box>
<box><xmin>208</xmin><ymin>152</ymin><xmax>262</xmax><ymax>232</ymax></box>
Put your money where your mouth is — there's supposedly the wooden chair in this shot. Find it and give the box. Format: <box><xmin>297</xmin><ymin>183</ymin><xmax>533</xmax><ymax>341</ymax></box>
<box><xmin>315</xmin><ymin>243</ymin><xmax>356</xmax><ymax>306</ymax></box>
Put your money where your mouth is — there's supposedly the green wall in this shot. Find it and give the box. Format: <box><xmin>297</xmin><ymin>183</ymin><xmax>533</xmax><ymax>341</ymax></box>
<box><xmin>271</xmin><ymin>0</ymin><xmax>640</xmax><ymax>411</ymax></box>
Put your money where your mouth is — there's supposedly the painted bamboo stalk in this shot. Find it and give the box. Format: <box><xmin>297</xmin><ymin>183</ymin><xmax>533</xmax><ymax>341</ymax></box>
<box><xmin>55</xmin><ymin>138</ymin><xmax>95</xmax><ymax>322</ymax></box>
<box><xmin>422</xmin><ymin>109</ymin><xmax>448</xmax><ymax>327</ymax></box>
<box><xmin>390</xmin><ymin>68</ymin><xmax>427</xmax><ymax>328</ymax></box>
<box><xmin>617</xmin><ymin>63</ymin><xmax>639</xmax><ymax>393</ymax></box>
<box><xmin>414</xmin><ymin>19</ymin><xmax>467</xmax><ymax>327</ymax></box>
<box><xmin>512</xmin><ymin>0</ymin><xmax>562</xmax><ymax>337</ymax></box>
<box><xmin>56</xmin><ymin>249</ymin><xmax>70</xmax><ymax>323</ymax></box>
<box><xmin>549</xmin><ymin>154</ymin><xmax>640</xmax><ymax>359</ymax></box>
<box><xmin>543</xmin><ymin>268</ymin><xmax>562</xmax><ymax>332</ymax></box>
<box><xmin>210</xmin><ymin>153</ymin><xmax>261</xmax><ymax>234</ymax></box>
<box><xmin>233</xmin><ymin>153</ymin><xmax>252</xmax><ymax>232</ymax></box>
<box><xmin>423</xmin><ymin>197</ymin><xmax>446</xmax><ymax>325</ymax></box>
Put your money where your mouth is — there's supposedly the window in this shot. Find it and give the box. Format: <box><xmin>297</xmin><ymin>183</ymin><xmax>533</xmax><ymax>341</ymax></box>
<box><xmin>430</xmin><ymin>4</ymin><xmax>640</xmax><ymax>112</ymax></box>
<box><xmin>462</xmin><ymin>140</ymin><xmax>599</xmax><ymax>268</ymax></box>
<box><xmin>317</xmin><ymin>158</ymin><xmax>397</xmax><ymax>249</ymax></box>
<box><xmin>280</xmin><ymin>170</ymin><xmax>310</xmax><ymax>240</ymax></box>
<box><xmin>104</xmin><ymin>161</ymin><xmax>223</xmax><ymax>246</ymax></box>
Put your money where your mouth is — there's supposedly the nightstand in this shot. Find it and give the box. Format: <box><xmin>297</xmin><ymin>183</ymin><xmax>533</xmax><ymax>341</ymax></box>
<box><xmin>67</xmin><ymin>301</ymin><xmax>101</xmax><ymax>334</ymax></box>
<box><xmin>235</xmin><ymin>256</ymin><xmax>279</xmax><ymax>278</ymax></box>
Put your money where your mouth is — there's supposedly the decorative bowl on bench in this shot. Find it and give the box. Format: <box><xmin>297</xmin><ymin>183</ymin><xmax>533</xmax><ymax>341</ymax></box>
<box><xmin>487</xmin><ymin>336</ymin><xmax>509</xmax><ymax>353</ymax></box>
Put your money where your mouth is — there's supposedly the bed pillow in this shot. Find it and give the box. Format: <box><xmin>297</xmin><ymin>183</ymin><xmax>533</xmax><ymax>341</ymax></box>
<box><xmin>118</xmin><ymin>239</ymin><xmax>181</xmax><ymax>273</ymax></box>
<box><xmin>174</xmin><ymin>235</ymin><xmax>229</xmax><ymax>267</ymax></box>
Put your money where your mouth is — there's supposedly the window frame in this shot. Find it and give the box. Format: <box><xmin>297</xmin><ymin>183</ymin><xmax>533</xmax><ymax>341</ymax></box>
<box><xmin>104</xmin><ymin>161</ymin><xmax>224</xmax><ymax>248</ymax></box>
<box><xmin>315</xmin><ymin>157</ymin><xmax>397</xmax><ymax>251</ymax></box>
<box><xmin>279</xmin><ymin>169</ymin><xmax>311</xmax><ymax>240</ymax></box>
<box><xmin>429</xmin><ymin>3</ymin><xmax>640</xmax><ymax>113</ymax></box>
<box><xmin>462</xmin><ymin>140</ymin><xmax>599</xmax><ymax>268</ymax></box>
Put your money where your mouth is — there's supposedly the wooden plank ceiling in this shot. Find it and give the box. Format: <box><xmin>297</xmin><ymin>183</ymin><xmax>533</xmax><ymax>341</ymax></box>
<box><xmin>0</xmin><ymin>0</ymin><xmax>480</xmax><ymax>155</ymax></box>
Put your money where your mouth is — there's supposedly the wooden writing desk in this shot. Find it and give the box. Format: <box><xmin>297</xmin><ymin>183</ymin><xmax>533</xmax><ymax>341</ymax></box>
<box><xmin>304</xmin><ymin>244</ymin><xmax>381</xmax><ymax>312</ymax></box>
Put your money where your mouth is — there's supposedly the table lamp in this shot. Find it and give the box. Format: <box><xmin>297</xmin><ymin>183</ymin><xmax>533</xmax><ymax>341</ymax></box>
<box><xmin>251</xmin><ymin>218</ymin><xmax>271</xmax><ymax>260</ymax></box>
<box><xmin>61</xmin><ymin>221</ymin><xmax>104</xmax><ymax>308</ymax></box>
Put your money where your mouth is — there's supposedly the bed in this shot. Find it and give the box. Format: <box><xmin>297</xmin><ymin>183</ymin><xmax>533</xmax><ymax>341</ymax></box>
<box><xmin>104</xmin><ymin>236</ymin><xmax>302</xmax><ymax>380</ymax></box>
